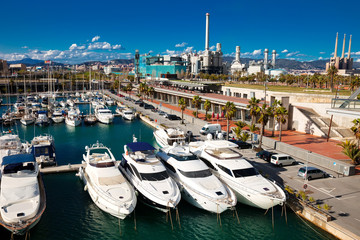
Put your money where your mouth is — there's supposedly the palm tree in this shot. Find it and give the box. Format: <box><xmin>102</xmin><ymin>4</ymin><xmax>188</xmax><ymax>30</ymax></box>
<box><xmin>271</xmin><ymin>99</ymin><xmax>281</xmax><ymax>137</ymax></box>
<box><xmin>327</xmin><ymin>65</ymin><xmax>338</xmax><ymax>92</ymax></box>
<box><xmin>222</xmin><ymin>101</ymin><xmax>237</xmax><ymax>140</ymax></box>
<box><xmin>125</xmin><ymin>83</ymin><xmax>133</xmax><ymax>97</ymax></box>
<box><xmin>192</xmin><ymin>95</ymin><xmax>202</xmax><ymax>118</ymax></box>
<box><xmin>235</xmin><ymin>120</ymin><xmax>247</xmax><ymax>130</ymax></box>
<box><xmin>257</xmin><ymin>104</ymin><xmax>272</xmax><ymax>149</ymax></box>
<box><xmin>274</xmin><ymin>106</ymin><xmax>288</xmax><ymax>142</ymax></box>
<box><xmin>351</xmin><ymin>118</ymin><xmax>360</xmax><ymax>146</ymax></box>
<box><xmin>138</xmin><ymin>82</ymin><xmax>148</xmax><ymax>99</ymax></box>
<box><xmin>147</xmin><ymin>86</ymin><xmax>155</xmax><ymax>102</ymax></box>
<box><xmin>204</xmin><ymin>99</ymin><xmax>211</xmax><ymax>119</ymax></box>
<box><xmin>247</xmin><ymin>97</ymin><xmax>260</xmax><ymax>125</ymax></box>
<box><xmin>178</xmin><ymin>98</ymin><xmax>186</xmax><ymax>124</ymax></box>
<box><xmin>338</xmin><ymin>140</ymin><xmax>360</xmax><ymax>165</ymax></box>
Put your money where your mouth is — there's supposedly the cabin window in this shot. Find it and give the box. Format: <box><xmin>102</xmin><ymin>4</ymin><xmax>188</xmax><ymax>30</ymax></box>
<box><xmin>140</xmin><ymin>171</ymin><xmax>169</xmax><ymax>181</ymax></box>
<box><xmin>232</xmin><ymin>168</ymin><xmax>258</xmax><ymax>178</ymax></box>
<box><xmin>168</xmin><ymin>153</ymin><xmax>197</xmax><ymax>161</ymax></box>
<box><xmin>130</xmin><ymin>163</ymin><xmax>142</xmax><ymax>180</ymax></box>
<box><xmin>217</xmin><ymin>164</ymin><xmax>233</xmax><ymax>177</ymax></box>
<box><xmin>178</xmin><ymin>169</ymin><xmax>212</xmax><ymax>178</ymax></box>
<box><xmin>160</xmin><ymin>159</ymin><xmax>176</xmax><ymax>173</ymax></box>
<box><xmin>200</xmin><ymin>157</ymin><xmax>216</xmax><ymax>170</ymax></box>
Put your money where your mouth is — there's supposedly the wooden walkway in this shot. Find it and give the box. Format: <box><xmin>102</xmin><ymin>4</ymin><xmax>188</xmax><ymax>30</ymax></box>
<box><xmin>40</xmin><ymin>163</ymin><xmax>84</xmax><ymax>174</ymax></box>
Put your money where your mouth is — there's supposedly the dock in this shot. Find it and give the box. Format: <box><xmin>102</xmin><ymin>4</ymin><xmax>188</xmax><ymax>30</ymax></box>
<box><xmin>40</xmin><ymin>163</ymin><xmax>84</xmax><ymax>174</ymax></box>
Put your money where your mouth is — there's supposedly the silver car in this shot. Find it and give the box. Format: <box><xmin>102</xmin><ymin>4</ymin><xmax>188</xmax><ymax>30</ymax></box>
<box><xmin>298</xmin><ymin>166</ymin><xmax>326</xmax><ymax>180</ymax></box>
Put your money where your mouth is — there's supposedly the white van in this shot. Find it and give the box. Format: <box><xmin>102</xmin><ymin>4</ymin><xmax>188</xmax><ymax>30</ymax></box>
<box><xmin>200</xmin><ymin>124</ymin><xmax>222</xmax><ymax>135</ymax></box>
<box><xmin>270</xmin><ymin>154</ymin><xmax>296</xmax><ymax>167</ymax></box>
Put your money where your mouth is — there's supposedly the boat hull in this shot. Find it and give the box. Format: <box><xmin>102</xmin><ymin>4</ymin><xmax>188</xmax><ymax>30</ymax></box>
<box><xmin>20</xmin><ymin>119</ymin><xmax>35</xmax><ymax>126</ymax></box>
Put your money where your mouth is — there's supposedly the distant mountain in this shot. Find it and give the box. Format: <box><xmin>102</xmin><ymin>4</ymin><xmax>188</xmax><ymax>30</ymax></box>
<box><xmin>223</xmin><ymin>56</ymin><xmax>360</xmax><ymax>70</ymax></box>
<box><xmin>7</xmin><ymin>58</ymin><xmax>64</xmax><ymax>66</ymax></box>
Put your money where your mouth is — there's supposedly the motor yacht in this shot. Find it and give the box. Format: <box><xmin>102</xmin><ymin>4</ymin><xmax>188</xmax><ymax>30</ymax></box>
<box><xmin>119</xmin><ymin>142</ymin><xmax>181</xmax><ymax>212</ymax></box>
<box><xmin>65</xmin><ymin>108</ymin><xmax>81</xmax><ymax>126</ymax></box>
<box><xmin>51</xmin><ymin>109</ymin><xmax>65</xmax><ymax>123</ymax></box>
<box><xmin>0</xmin><ymin>154</ymin><xmax>46</xmax><ymax>235</ymax></box>
<box><xmin>0</xmin><ymin>134</ymin><xmax>26</xmax><ymax>166</ymax></box>
<box><xmin>35</xmin><ymin>111</ymin><xmax>50</xmax><ymax>126</ymax></box>
<box><xmin>189</xmin><ymin>139</ymin><xmax>286</xmax><ymax>210</ymax></box>
<box><xmin>153</xmin><ymin>128</ymin><xmax>186</xmax><ymax>148</ymax></box>
<box><xmin>20</xmin><ymin>112</ymin><xmax>35</xmax><ymax>126</ymax></box>
<box><xmin>77</xmin><ymin>142</ymin><xmax>137</xmax><ymax>219</ymax></box>
<box><xmin>121</xmin><ymin>108</ymin><xmax>135</xmax><ymax>121</ymax></box>
<box><xmin>30</xmin><ymin>134</ymin><xmax>56</xmax><ymax>168</ymax></box>
<box><xmin>156</xmin><ymin>144</ymin><xmax>237</xmax><ymax>213</ymax></box>
<box><xmin>95</xmin><ymin>105</ymin><xmax>114</xmax><ymax>124</ymax></box>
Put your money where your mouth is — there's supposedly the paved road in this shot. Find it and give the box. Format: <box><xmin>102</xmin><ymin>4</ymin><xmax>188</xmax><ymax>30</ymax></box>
<box><xmin>241</xmin><ymin>148</ymin><xmax>360</xmax><ymax>238</ymax></box>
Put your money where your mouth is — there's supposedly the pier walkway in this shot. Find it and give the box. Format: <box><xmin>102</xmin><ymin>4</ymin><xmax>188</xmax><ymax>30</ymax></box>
<box><xmin>40</xmin><ymin>163</ymin><xmax>84</xmax><ymax>174</ymax></box>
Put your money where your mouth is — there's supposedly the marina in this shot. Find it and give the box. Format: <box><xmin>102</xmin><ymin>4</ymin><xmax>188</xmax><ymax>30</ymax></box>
<box><xmin>0</xmin><ymin>93</ymin><xmax>337</xmax><ymax>240</ymax></box>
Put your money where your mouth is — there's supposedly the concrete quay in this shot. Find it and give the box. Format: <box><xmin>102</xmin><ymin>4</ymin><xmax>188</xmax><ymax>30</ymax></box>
<box><xmin>40</xmin><ymin>163</ymin><xmax>84</xmax><ymax>174</ymax></box>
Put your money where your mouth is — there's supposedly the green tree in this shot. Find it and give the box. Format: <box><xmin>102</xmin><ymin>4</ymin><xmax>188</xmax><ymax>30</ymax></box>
<box><xmin>258</xmin><ymin>104</ymin><xmax>272</xmax><ymax>149</ymax></box>
<box><xmin>271</xmin><ymin>100</ymin><xmax>281</xmax><ymax>137</ymax></box>
<box><xmin>247</xmin><ymin>97</ymin><xmax>260</xmax><ymax>125</ymax></box>
<box><xmin>222</xmin><ymin>101</ymin><xmax>237</xmax><ymax>140</ymax></box>
<box><xmin>192</xmin><ymin>95</ymin><xmax>202</xmax><ymax>118</ymax></box>
<box><xmin>338</xmin><ymin>140</ymin><xmax>360</xmax><ymax>165</ymax></box>
<box><xmin>351</xmin><ymin>118</ymin><xmax>360</xmax><ymax>146</ymax></box>
<box><xmin>147</xmin><ymin>86</ymin><xmax>155</xmax><ymax>101</ymax></box>
<box><xmin>178</xmin><ymin>98</ymin><xmax>187</xmax><ymax>124</ymax></box>
<box><xmin>274</xmin><ymin>106</ymin><xmax>288</xmax><ymax>142</ymax></box>
<box><xmin>204</xmin><ymin>99</ymin><xmax>211</xmax><ymax>119</ymax></box>
<box><xmin>327</xmin><ymin>65</ymin><xmax>338</xmax><ymax>92</ymax></box>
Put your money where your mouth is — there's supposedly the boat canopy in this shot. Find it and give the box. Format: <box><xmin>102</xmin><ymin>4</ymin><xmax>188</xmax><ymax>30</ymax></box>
<box><xmin>126</xmin><ymin>142</ymin><xmax>155</xmax><ymax>152</ymax></box>
<box><xmin>2</xmin><ymin>154</ymin><xmax>35</xmax><ymax>165</ymax></box>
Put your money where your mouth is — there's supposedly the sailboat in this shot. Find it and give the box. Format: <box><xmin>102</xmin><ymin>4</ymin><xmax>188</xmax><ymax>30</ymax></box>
<box><xmin>84</xmin><ymin>68</ymin><xmax>97</xmax><ymax>125</ymax></box>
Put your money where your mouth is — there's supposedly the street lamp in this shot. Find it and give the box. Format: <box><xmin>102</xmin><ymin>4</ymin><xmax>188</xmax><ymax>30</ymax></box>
<box><xmin>304</xmin><ymin>150</ymin><xmax>312</xmax><ymax>192</ymax></box>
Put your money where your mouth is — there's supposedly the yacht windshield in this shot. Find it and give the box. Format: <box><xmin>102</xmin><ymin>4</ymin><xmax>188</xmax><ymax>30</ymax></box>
<box><xmin>205</xmin><ymin>147</ymin><xmax>242</xmax><ymax>159</ymax></box>
<box><xmin>232</xmin><ymin>168</ymin><xmax>258</xmax><ymax>178</ymax></box>
<box><xmin>140</xmin><ymin>171</ymin><xmax>169</xmax><ymax>181</ymax></box>
<box><xmin>168</xmin><ymin>153</ymin><xmax>197</xmax><ymax>161</ymax></box>
<box><xmin>178</xmin><ymin>169</ymin><xmax>212</xmax><ymax>178</ymax></box>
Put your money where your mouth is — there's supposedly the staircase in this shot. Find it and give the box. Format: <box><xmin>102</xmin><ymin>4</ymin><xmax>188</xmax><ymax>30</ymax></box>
<box><xmin>297</xmin><ymin>107</ymin><xmax>353</xmax><ymax>139</ymax></box>
<box><xmin>339</xmin><ymin>87</ymin><xmax>360</xmax><ymax>108</ymax></box>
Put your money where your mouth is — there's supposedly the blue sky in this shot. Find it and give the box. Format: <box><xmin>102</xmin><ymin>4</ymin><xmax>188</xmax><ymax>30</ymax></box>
<box><xmin>0</xmin><ymin>0</ymin><xmax>359</xmax><ymax>64</ymax></box>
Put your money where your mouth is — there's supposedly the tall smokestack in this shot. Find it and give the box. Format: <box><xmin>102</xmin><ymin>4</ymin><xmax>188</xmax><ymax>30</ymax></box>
<box><xmin>341</xmin><ymin>34</ymin><xmax>346</xmax><ymax>58</ymax></box>
<box><xmin>272</xmin><ymin>50</ymin><xmax>276</xmax><ymax>68</ymax></box>
<box><xmin>264</xmin><ymin>49</ymin><xmax>269</xmax><ymax>70</ymax></box>
<box><xmin>235</xmin><ymin>46</ymin><xmax>240</xmax><ymax>62</ymax></box>
<box><xmin>348</xmin><ymin>35</ymin><xmax>352</xmax><ymax>59</ymax></box>
<box><xmin>205</xmin><ymin>13</ymin><xmax>210</xmax><ymax>51</ymax></box>
<box><xmin>216</xmin><ymin>43</ymin><xmax>221</xmax><ymax>52</ymax></box>
<box><xmin>334</xmin><ymin>32</ymin><xmax>339</xmax><ymax>58</ymax></box>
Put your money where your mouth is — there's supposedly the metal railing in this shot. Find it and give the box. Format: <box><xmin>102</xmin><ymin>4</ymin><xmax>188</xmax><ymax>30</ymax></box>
<box><xmin>331</xmin><ymin>98</ymin><xmax>360</xmax><ymax>109</ymax></box>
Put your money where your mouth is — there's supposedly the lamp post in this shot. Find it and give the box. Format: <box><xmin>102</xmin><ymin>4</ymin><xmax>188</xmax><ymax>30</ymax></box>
<box><xmin>304</xmin><ymin>150</ymin><xmax>312</xmax><ymax>192</ymax></box>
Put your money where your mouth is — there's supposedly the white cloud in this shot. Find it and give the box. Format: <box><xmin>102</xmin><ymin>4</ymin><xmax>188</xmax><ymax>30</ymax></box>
<box><xmin>356</xmin><ymin>58</ymin><xmax>360</xmax><ymax>62</ymax></box>
<box><xmin>165</xmin><ymin>49</ymin><xmax>176</xmax><ymax>55</ymax></box>
<box><xmin>281</xmin><ymin>49</ymin><xmax>288</xmax><ymax>53</ymax></box>
<box><xmin>88</xmin><ymin>42</ymin><xmax>111</xmax><ymax>50</ymax></box>
<box><xmin>183</xmin><ymin>46</ymin><xmax>193</xmax><ymax>53</ymax></box>
<box><xmin>175</xmin><ymin>42</ymin><xmax>187</xmax><ymax>48</ymax></box>
<box><xmin>112</xmin><ymin>44</ymin><xmax>124</xmax><ymax>50</ymax></box>
<box><xmin>21</xmin><ymin>46</ymin><xmax>28</xmax><ymax>49</ymax></box>
<box><xmin>252</xmin><ymin>49</ymin><xmax>262</xmax><ymax>55</ymax></box>
<box><xmin>353</xmin><ymin>51</ymin><xmax>360</xmax><ymax>56</ymax></box>
<box><xmin>209</xmin><ymin>45</ymin><xmax>215</xmax><ymax>51</ymax></box>
<box><xmin>91</xmin><ymin>36</ymin><xmax>100</xmax><ymax>42</ymax></box>
<box><xmin>286</xmin><ymin>51</ymin><xmax>300</xmax><ymax>57</ymax></box>
<box><xmin>319</xmin><ymin>52</ymin><xmax>326</xmax><ymax>54</ymax></box>
<box><xmin>148</xmin><ymin>50</ymin><xmax>153</xmax><ymax>53</ymax></box>
<box><xmin>318</xmin><ymin>57</ymin><xmax>323</xmax><ymax>60</ymax></box>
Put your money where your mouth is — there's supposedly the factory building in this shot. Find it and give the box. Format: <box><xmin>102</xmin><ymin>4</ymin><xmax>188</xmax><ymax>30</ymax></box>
<box><xmin>230</xmin><ymin>46</ymin><xmax>246</xmax><ymax>74</ymax></box>
<box><xmin>138</xmin><ymin>54</ymin><xmax>187</xmax><ymax>79</ymax></box>
<box><xmin>326</xmin><ymin>33</ymin><xmax>354</xmax><ymax>75</ymax></box>
<box><xmin>246</xmin><ymin>49</ymin><xmax>277</xmax><ymax>76</ymax></box>
<box><xmin>182</xmin><ymin>13</ymin><xmax>225</xmax><ymax>75</ymax></box>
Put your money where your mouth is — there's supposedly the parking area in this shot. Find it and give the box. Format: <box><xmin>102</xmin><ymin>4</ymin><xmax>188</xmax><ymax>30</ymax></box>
<box><xmin>240</xmin><ymin>148</ymin><xmax>360</xmax><ymax>237</ymax></box>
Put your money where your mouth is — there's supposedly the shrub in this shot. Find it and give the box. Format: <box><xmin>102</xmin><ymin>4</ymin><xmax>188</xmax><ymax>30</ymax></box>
<box><xmin>206</xmin><ymin>114</ymin><xmax>211</xmax><ymax>121</ymax></box>
<box><xmin>192</xmin><ymin>111</ymin><xmax>197</xmax><ymax>117</ymax></box>
<box><xmin>309</xmin><ymin>197</ymin><xmax>315</xmax><ymax>202</ymax></box>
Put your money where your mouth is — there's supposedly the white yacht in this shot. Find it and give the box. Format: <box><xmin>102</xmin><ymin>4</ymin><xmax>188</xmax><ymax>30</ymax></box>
<box><xmin>153</xmin><ymin>128</ymin><xmax>186</xmax><ymax>148</ymax></box>
<box><xmin>156</xmin><ymin>144</ymin><xmax>237</xmax><ymax>213</ymax></box>
<box><xmin>35</xmin><ymin>111</ymin><xmax>50</xmax><ymax>126</ymax></box>
<box><xmin>0</xmin><ymin>154</ymin><xmax>46</xmax><ymax>235</ymax></box>
<box><xmin>65</xmin><ymin>108</ymin><xmax>81</xmax><ymax>126</ymax></box>
<box><xmin>95</xmin><ymin>105</ymin><xmax>114</xmax><ymax>124</ymax></box>
<box><xmin>77</xmin><ymin>142</ymin><xmax>137</xmax><ymax>219</ymax></box>
<box><xmin>20</xmin><ymin>111</ymin><xmax>35</xmax><ymax>126</ymax></box>
<box><xmin>51</xmin><ymin>109</ymin><xmax>65</xmax><ymax>123</ymax></box>
<box><xmin>30</xmin><ymin>134</ymin><xmax>56</xmax><ymax>168</ymax></box>
<box><xmin>0</xmin><ymin>134</ymin><xmax>26</xmax><ymax>166</ymax></box>
<box><xmin>190</xmin><ymin>140</ymin><xmax>286</xmax><ymax>210</ymax></box>
<box><xmin>121</xmin><ymin>108</ymin><xmax>135</xmax><ymax>121</ymax></box>
<box><xmin>119</xmin><ymin>142</ymin><xmax>181</xmax><ymax>212</ymax></box>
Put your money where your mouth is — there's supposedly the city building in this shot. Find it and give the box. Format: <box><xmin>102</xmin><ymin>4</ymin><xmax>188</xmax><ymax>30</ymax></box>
<box><xmin>326</xmin><ymin>33</ymin><xmax>355</xmax><ymax>75</ymax></box>
<box><xmin>137</xmin><ymin>54</ymin><xmax>187</xmax><ymax>79</ymax></box>
<box><xmin>104</xmin><ymin>66</ymin><xmax>122</xmax><ymax>75</ymax></box>
<box><xmin>247</xmin><ymin>49</ymin><xmax>277</xmax><ymax>76</ymax></box>
<box><xmin>230</xmin><ymin>46</ymin><xmax>246</xmax><ymax>75</ymax></box>
<box><xmin>9</xmin><ymin>63</ymin><xmax>26</xmax><ymax>73</ymax></box>
<box><xmin>0</xmin><ymin>59</ymin><xmax>9</xmax><ymax>76</ymax></box>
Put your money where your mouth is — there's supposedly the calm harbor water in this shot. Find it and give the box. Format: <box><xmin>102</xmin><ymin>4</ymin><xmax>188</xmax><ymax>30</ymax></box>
<box><xmin>0</xmin><ymin>98</ymin><xmax>336</xmax><ymax>240</ymax></box>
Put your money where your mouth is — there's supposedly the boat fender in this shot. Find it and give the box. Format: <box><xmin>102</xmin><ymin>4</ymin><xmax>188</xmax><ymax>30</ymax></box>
<box><xmin>84</xmin><ymin>185</ymin><xmax>88</xmax><ymax>191</ymax></box>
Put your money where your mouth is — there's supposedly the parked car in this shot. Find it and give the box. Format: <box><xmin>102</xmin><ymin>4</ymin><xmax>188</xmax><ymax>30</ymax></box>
<box><xmin>270</xmin><ymin>154</ymin><xmax>296</xmax><ymax>167</ymax></box>
<box><xmin>228</xmin><ymin>139</ymin><xmax>252</xmax><ymax>149</ymax></box>
<box><xmin>134</xmin><ymin>100</ymin><xmax>143</xmax><ymax>105</ymax></box>
<box><xmin>139</xmin><ymin>102</ymin><xmax>145</xmax><ymax>107</ymax></box>
<box><xmin>256</xmin><ymin>150</ymin><xmax>276</xmax><ymax>162</ymax></box>
<box><xmin>167</xmin><ymin>114</ymin><xmax>181</xmax><ymax>120</ymax></box>
<box><xmin>298</xmin><ymin>166</ymin><xmax>326</xmax><ymax>180</ymax></box>
<box><xmin>144</xmin><ymin>104</ymin><xmax>155</xmax><ymax>110</ymax></box>
<box><xmin>117</xmin><ymin>94</ymin><xmax>124</xmax><ymax>97</ymax></box>
<box><xmin>158</xmin><ymin>111</ymin><xmax>166</xmax><ymax>116</ymax></box>
<box><xmin>124</xmin><ymin>97</ymin><xmax>132</xmax><ymax>101</ymax></box>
